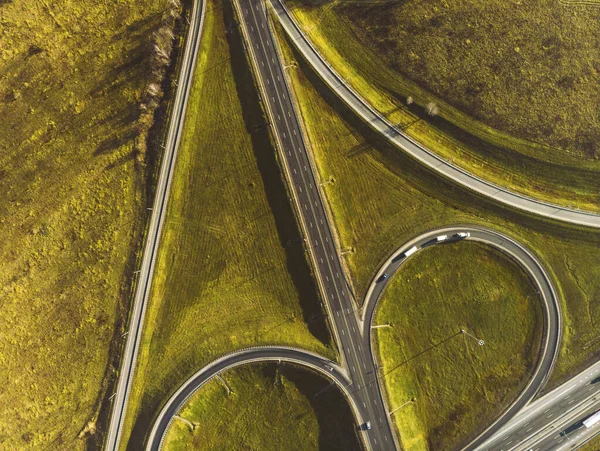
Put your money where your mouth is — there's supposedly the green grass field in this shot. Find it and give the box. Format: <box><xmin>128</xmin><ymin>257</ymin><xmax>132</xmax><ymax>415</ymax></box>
<box><xmin>120</xmin><ymin>2</ymin><xmax>335</xmax><ymax>449</ymax></box>
<box><xmin>274</xmin><ymin>19</ymin><xmax>600</xmax><ymax>446</ymax></box>
<box><xmin>374</xmin><ymin>242</ymin><xmax>541</xmax><ymax>450</ymax></box>
<box><xmin>0</xmin><ymin>0</ymin><xmax>171</xmax><ymax>449</ymax></box>
<box><xmin>284</xmin><ymin>0</ymin><xmax>600</xmax><ymax>212</ymax></box>
<box><xmin>162</xmin><ymin>363</ymin><xmax>361</xmax><ymax>450</ymax></box>
<box><xmin>578</xmin><ymin>434</ymin><xmax>600</xmax><ymax>450</ymax></box>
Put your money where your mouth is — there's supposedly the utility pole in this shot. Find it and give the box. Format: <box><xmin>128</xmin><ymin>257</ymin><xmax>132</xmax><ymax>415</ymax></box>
<box><xmin>390</xmin><ymin>398</ymin><xmax>416</xmax><ymax>415</ymax></box>
<box><xmin>461</xmin><ymin>328</ymin><xmax>485</xmax><ymax>346</ymax></box>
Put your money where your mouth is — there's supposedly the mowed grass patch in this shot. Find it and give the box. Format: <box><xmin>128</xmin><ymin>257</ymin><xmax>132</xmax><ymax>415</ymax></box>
<box><xmin>274</xmin><ymin>19</ymin><xmax>600</xmax><ymax>442</ymax></box>
<box><xmin>121</xmin><ymin>2</ymin><xmax>334</xmax><ymax>449</ymax></box>
<box><xmin>163</xmin><ymin>363</ymin><xmax>361</xmax><ymax>451</ymax></box>
<box><xmin>0</xmin><ymin>0</ymin><xmax>170</xmax><ymax>449</ymax></box>
<box><xmin>284</xmin><ymin>0</ymin><xmax>600</xmax><ymax>211</ymax></box>
<box><xmin>374</xmin><ymin>242</ymin><xmax>541</xmax><ymax>450</ymax></box>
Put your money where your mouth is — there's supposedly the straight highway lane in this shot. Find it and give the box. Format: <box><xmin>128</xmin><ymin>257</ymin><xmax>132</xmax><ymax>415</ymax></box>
<box><xmin>479</xmin><ymin>361</ymin><xmax>600</xmax><ymax>450</ymax></box>
<box><xmin>236</xmin><ymin>1</ymin><xmax>395</xmax><ymax>448</ymax></box>
<box><xmin>105</xmin><ymin>1</ymin><xmax>206</xmax><ymax>449</ymax></box>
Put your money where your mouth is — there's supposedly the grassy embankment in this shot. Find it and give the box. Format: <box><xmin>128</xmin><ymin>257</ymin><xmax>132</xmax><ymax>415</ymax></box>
<box><xmin>0</xmin><ymin>0</ymin><xmax>173</xmax><ymax>449</ymax></box>
<box><xmin>121</xmin><ymin>2</ymin><xmax>335</xmax><ymax>449</ymax></box>
<box><xmin>375</xmin><ymin>242</ymin><xmax>541</xmax><ymax>449</ymax></box>
<box><xmin>274</xmin><ymin>17</ymin><xmax>600</xmax><ymax>449</ymax></box>
<box><xmin>163</xmin><ymin>363</ymin><xmax>361</xmax><ymax>450</ymax></box>
<box><xmin>284</xmin><ymin>0</ymin><xmax>600</xmax><ymax>212</ymax></box>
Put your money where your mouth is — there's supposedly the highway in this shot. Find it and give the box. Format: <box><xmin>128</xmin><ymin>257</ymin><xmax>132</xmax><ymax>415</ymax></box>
<box><xmin>234</xmin><ymin>0</ymin><xmax>396</xmax><ymax>448</ymax></box>
<box><xmin>104</xmin><ymin>0</ymin><xmax>207</xmax><ymax>449</ymax></box>
<box><xmin>144</xmin><ymin>347</ymin><xmax>353</xmax><ymax>451</ymax></box>
<box><xmin>359</xmin><ymin>227</ymin><xmax>561</xmax><ymax>450</ymax></box>
<box><xmin>477</xmin><ymin>360</ymin><xmax>600</xmax><ymax>450</ymax></box>
<box><xmin>269</xmin><ymin>0</ymin><xmax>600</xmax><ymax>229</ymax></box>
<box><xmin>106</xmin><ymin>0</ymin><xmax>598</xmax><ymax>450</ymax></box>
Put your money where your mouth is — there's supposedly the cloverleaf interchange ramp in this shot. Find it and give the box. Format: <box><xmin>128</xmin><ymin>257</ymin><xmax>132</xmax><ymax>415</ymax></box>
<box><xmin>270</xmin><ymin>0</ymin><xmax>600</xmax><ymax>229</ymax></box>
<box><xmin>105</xmin><ymin>0</ymin><xmax>586</xmax><ymax>450</ymax></box>
<box><xmin>145</xmin><ymin>226</ymin><xmax>562</xmax><ymax>451</ymax></box>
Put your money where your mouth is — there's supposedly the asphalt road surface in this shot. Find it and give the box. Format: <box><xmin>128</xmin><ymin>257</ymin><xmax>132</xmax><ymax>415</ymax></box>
<box><xmin>270</xmin><ymin>0</ymin><xmax>600</xmax><ymax>229</ymax></box>
<box><xmin>236</xmin><ymin>1</ymin><xmax>396</xmax><ymax>448</ymax></box>
<box><xmin>104</xmin><ymin>1</ymin><xmax>207</xmax><ymax>449</ymax></box>
<box><xmin>359</xmin><ymin>226</ymin><xmax>561</xmax><ymax>450</ymax></box>
<box><xmin>145</xmin><ymin>347</ymin><xmax>352</xmax><ymax>451</ymax></box>
<box><xmin>478</xmin><ymin>360</ymin><xmax>600</xmax><ymax>450</ymax></box>
<box><xmin>106</xmin><ymin>0</ymin><xmax>596</xmax><ymax>450</ymax></box>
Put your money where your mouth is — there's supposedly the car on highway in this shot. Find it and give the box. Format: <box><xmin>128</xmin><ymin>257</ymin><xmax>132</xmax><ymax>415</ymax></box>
<box><xmin>379</xmin><ymin>273</ymin><xmax>388</xmax><ymax>282</ymax></box>
<box><xmin>364</xmin><ymin>421</ymin><xmax>372</xmax><ymax>430</ymax></box>
<box><xmin>436</xmin><ymin>235</ymin><xmax>448</xmax><ymax>242</ymax></box>
<box><xmin>403</xmin><ymin>246</ymin><xmax>418</xmax><ymax>257</ymax></box>
<box><xmin>455</xmin><ymin>232</ymin><xmax>470</xmax><ymax>238</ymax></box>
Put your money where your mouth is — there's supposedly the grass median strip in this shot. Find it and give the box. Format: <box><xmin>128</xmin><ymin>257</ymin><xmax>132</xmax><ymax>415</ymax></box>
<box><xmin>274</xmin><ymin>18</ymin><xmax>600</xmax><ymax>446</ymax></box>
<box><xmin>162</xmin><ymin>362</ymin><xmax>361</xmax><ymax>450</ymax></box>
<box><xmin>120</xmin><ymin>1</ymin><xmax>334</xmax><ymax>448</ymax></box>
<box><xmin>0</xmin><ymin>0</ymin><xmax>173</xmax><ymax>448</ymax></box>
<box><xmin>374</xmin><ymin>242</ymin><xmax>542</xmax><ymax>450</ymax></box>
<box><xmin>283</xmin><ymin>0</ymin><xmax>600</xmax><ymax>212</ymax></box>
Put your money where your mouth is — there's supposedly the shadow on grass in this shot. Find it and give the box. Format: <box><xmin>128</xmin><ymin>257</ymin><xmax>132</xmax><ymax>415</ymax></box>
<box><xmin>275</xmin><ymin>363</ymin><xmax>362</xmax><ymax>450</ymax></box>
<box><xmin>386</xmin><ymin>89</ymin><xmax>600</xmax><ymax>195</ymax></box>
<box><xmin>125</xmin><ymin>3</ymin><xmax>332</xmax><ymax>450</ymax></box>
<box><xmin>223</xmin><ymin>0</ymin><xmax>331</xmax><ymax>346</ymax></box>
<box><xmin>284</xmin><ymin>31</ymin><xmax>600</xmax><ymax>248</ymax></box>
<box><xmin>90</xmin><ymin>4</ymin><xmax>191</xmax><ymax>451</ymax></box>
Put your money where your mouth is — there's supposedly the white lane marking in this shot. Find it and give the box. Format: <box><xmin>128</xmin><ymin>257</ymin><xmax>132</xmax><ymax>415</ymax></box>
<box><xmin>341</xmin><ymin>329</ymin><xmax>345</xmax><ymax>335</ymax></box>
<box><xmin>293</xmin><ymin>130</ymin><xmax>297</xmax><ymax>135</ymax></box>
<box><xmin>266</xmin><ymin>78</ymin><xmax>270</xmax><ymax>85</ymax></box>
<box><xmin>526</xmin><ymin>427</ymin><xmax>532</xmax><ymax>432</ymax></box>
<box><xmin>282</xmin><ymin>132</ymin><xmax>286</xmax><ymax>139</ymax></box>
